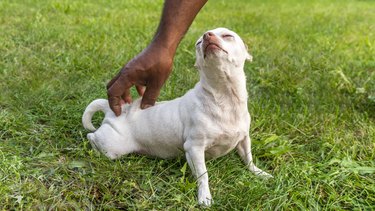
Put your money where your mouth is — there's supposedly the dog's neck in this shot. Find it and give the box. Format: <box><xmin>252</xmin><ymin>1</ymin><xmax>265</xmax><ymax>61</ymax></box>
<box><xmin>198</xmin><ymin>62</ymin><xmax>248</xmax><ymax>103</ymax></box>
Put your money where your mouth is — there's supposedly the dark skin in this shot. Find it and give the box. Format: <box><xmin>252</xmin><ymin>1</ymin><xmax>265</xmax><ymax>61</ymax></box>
<box><xmin>107</xmin><ymin>0</ymin><xmax>208</xmax><ymax>116</ymax></box>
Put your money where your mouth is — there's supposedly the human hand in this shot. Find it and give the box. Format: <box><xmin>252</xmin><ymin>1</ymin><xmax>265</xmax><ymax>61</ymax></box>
<box><xmin>107</xmin><ymin>43</ymin><xmax>173</xmax><ymax>116</ymax></box>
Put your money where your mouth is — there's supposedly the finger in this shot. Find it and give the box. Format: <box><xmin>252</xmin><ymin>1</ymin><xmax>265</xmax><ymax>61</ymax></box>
<box><xmin>107</xmin><ymin>76</ymin><xmax>133</xmax><ymax>116</ymax></box>
<box><xmin>141</xmin><ymin>81</ymin><xmax>163</xmax><ymax>109</ymax></box>
<box><xmin>108</xmin><ymin>96</ymin><xmax>122</xmax><ymax>117</ymax></box>
<box><xmin>106</xmin><ymin>70</ymin><xmax>121</xmax><ymax>90</ymax></box>
<box><xmin>136</xmin><ymin>85</ymin><xmax>145</xmax><ymax>96</ymax></box>
<box><xmin>122</xmin><ymin>88</ymin><xmax>132</xmax><ymax>104</ymax></box>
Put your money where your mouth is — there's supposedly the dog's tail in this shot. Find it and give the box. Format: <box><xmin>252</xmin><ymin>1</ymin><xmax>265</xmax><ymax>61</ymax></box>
<box><xmin>82</xmin><ymin>99</ymin><xmax>110</xmax><ymax>131</ymax></box>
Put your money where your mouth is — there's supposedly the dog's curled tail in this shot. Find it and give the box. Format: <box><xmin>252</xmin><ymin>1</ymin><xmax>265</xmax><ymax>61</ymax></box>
<box><xmin>82</xmin><ymin>99</ymin><xmax>110</xmax><ymax>131</ymax></box>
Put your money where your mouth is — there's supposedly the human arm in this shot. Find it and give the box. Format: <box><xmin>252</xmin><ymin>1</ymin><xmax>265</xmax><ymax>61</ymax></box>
<box><xmin>107</xmin><ymin>0</ymin><xmax>208</xmax><ymax>116</ymax></box>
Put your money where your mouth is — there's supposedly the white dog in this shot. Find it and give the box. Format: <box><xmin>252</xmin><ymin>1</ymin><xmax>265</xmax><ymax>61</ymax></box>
<box><xmin>82</xmin><ymin>28</ymin><xmax>272</xmax><ymax>206</ymax></box>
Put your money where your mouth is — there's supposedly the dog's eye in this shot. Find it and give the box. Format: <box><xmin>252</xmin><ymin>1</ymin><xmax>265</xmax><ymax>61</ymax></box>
<box><xmin>196</xmin><ymin>40</ymin><xmax>202</xmax><ymax>46</ymax></box>
<box><xmin>222</xmin><ymin>34</ymin><xmax>234</xmax><ymax>39</ymax></box>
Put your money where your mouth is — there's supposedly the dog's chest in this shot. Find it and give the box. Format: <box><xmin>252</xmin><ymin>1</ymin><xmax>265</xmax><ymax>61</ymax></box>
<box><xmin>201</xmin><ymin>104</ymin><xmax>249</xmax><ymax>159</ymax></box>
<box><xmin>204</xmin><ymin>125</ymin><xmax>247</xmax><ymax>160</ymax></box>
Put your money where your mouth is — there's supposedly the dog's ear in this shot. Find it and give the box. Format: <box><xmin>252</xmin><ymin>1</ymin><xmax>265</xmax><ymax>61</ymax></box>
<box><xmin>244</xmin><ymin>44</ymin><xmax>253</xmax><ymax>62</ymax></box>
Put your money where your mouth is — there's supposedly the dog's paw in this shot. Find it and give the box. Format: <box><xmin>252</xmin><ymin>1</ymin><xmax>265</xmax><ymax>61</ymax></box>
<box><xmin>256</xmin><ymin>170</ymin><xmax>273</xmax><ymax>179</ymax></box>
<box><xmin>250</xmin><ymin>165</ymin><xmax>273</xmax><ymax>179</ymax></box>
<box><xmin>198</xmin><ymin>196</ymin><xmax>212</xmax><ymax>207</ymax></box>
<box><xmin>198</xmin><ymin>189</ymin><xmax>212</xmax><ymax>207</ymax></box>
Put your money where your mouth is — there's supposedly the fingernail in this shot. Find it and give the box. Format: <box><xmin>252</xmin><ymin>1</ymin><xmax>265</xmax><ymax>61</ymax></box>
<box><xmin>141</xmin><ymin>104</ymin><xmax>152</xmax><ymax>109</ymax></box>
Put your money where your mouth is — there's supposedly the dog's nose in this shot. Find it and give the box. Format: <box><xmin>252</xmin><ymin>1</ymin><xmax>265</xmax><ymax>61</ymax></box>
<box><xmin>203</xmin><ymin>32</ymin><xmax>215</xmax><ymax>41</ymax></box>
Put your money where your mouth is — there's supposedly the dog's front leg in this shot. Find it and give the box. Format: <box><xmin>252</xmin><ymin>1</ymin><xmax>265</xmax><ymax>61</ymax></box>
<box><xmin>236</xmin><ymin>136</ymin><xmax>273</xmax><ymax>178</ymax></box>
<box><xmin>184</xmin><ymin>144</ymin><xmax>212</xmax><ymax>206</ymax></box>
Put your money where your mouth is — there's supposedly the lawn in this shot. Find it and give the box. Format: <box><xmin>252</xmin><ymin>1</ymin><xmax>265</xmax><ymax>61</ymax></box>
<box><xmin>1</xmin><ymin>0</ymin><xmax>374</xmax><ymax>209</ymax></box>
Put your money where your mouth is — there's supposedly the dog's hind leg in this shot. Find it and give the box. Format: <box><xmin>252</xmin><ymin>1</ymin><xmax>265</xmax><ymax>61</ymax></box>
<box><xmin>236</xmin><ymin>136</ymin><xmax>273</xmax><ymax>178</ymax></box>
<box><xmin>87</xmin><ymin>125</ymin><xmax>137</xmax><ymax>160</ymax></box>
<box><xmin>87</xmin><ymin>133</ymin><xmax>100</xmax><ymax>151</ymax></box>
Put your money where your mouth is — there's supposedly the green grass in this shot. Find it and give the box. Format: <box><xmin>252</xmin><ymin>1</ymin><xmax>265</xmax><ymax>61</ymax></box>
<box><xmin>1</xmin><ymin>0</ymin><xmax>374</xmax><ymax>209</ymax></box>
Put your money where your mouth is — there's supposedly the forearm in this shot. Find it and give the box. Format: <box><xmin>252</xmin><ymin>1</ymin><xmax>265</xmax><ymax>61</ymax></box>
<box><xmin>152</xmin><ymin>0</ymin><xmax>208</xmax><ymax>55</ymax></box>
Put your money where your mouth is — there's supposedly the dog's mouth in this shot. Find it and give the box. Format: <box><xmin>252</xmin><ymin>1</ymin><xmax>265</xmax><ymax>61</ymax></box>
<box><xmin>204</xmin><ymin>42</ymin><xmax>228</xmax><ymax>58</ymax></box>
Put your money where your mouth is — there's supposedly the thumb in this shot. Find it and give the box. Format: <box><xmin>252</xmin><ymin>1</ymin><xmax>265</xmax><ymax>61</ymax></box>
<box><xmin>141</xmin><ymin>81</ymin><xmax>163</xmax><ymax>109</ymax></box>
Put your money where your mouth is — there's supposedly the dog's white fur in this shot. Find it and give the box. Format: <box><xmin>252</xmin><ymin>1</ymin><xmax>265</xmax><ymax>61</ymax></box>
<box><xmin>82</xmin><ymin>28</ymin><xmax>272</xmax><ymax>206</ymax></box>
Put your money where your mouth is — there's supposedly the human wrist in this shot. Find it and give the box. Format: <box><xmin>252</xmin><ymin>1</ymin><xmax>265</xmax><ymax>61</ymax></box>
<box><xmin>151</xmin><ymin>32</ymin><xmax>180</xmax><ymax>56</ymax></box>
<box><xmin>146</xmin><ymin>37</ymin><xmax>177</xmax><ymax>62</ymax></box>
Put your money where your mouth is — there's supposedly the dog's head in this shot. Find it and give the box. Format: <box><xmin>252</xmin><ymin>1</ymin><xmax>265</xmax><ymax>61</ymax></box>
<box><xmin>195</xmin><ymin>28</ymin><xmax>252</xmax><ymax>69</ymax></box>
